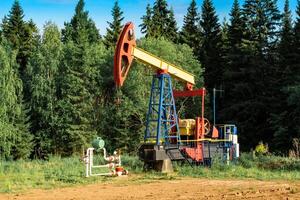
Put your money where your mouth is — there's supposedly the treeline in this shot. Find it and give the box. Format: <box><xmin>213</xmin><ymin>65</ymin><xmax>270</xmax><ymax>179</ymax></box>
<box><xmin>0</xmin><ymin>0</ymin><xmax>299</xmax><ymax>159</ymax></box>
<box><xmin>0</xmin><ymin>0</ymin><xmax>202</xmax><ymax>159</ymax></box>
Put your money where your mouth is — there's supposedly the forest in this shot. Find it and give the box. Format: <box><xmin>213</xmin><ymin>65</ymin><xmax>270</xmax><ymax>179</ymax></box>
<box><xmin>0</xmin><ymin>0</ymin><xmax>299</xmax><ymax>160</ymax></box>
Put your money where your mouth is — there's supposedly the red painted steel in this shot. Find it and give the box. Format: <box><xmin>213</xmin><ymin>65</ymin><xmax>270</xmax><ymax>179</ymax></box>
<box><xmin>114</xmin><ymin>22</ymin><xmax>136</xmax><ymax>87</ymax></box>
<box><xmin>182</xmin><ymin>117</ymin><xmax>205</xmax><ymax>162</ymax></box>
<box><xmin>173</xmin><ymin>88</ymin><xmax>206</xmax><ymax>97</ymax></box>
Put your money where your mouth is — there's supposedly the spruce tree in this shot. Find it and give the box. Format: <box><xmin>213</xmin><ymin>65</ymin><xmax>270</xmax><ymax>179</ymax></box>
<box><xmin>140</xmin><ymin>4</ymin><xmax>153</xmax><ymax>38</ymax></box>
<box><xmin>231</xmin><ymin>0</ymin><xmax>282</xmax><ymax>149</ymax></box>
<box><xmin>228</xmin><ymin>0</ymin><xmax>245</xmax><ymax>52</ymax></box>
<box><xmin>139</xmin><ymin>0</ymin><xmax>178</xmax><ymax>42</ymax></box>
<box><xmin>62</xmin><ymin>0</ymin><xmax>100</xmax><ymax>44</ymax></box>
<box><xmin>221</xmin><ymin>0</ymin><xmax>246</xmax><ymax>109</ymax></box>
<box><xmin>151</xmin><ymin>0</ymin><xmax>170</xmax><ymax>38</ymax></box>
<box><xmin>56</xmin><ymin>41</ymin><xmax>97</xmax><ymax>155</ymax></box>
<box><xmin>180</xmin><ymin>0</ymin><xmax>200</xmax><ymax>49</ymax></box>
<box><xmin>294</xmin><ymin>0</ymin><xmax>300</xmax><ymax>63</ymax></box>
<box><xmin>104</xmin><ymin>0</ymin><xmax>124</xmax><ymax>48</ymax></box>
<box><xmin>28</xmin><ymin>22</ymin><xmax>63</xmax><ymax>158</ymax></box>
<box><xmin>1</xmin><ymin>0</ymin><xmax>38</xmax><ymax>79</ymax></box>
<box><xmin>58</xmin><ymin>1</ymin><xmax>101</xmax><ymax>154</ymax></box>
<box><xmin>243</xmin><ymin>0</ymin><xmax>281</xmax><ymax>53</ymax></box>
<box><xmin>220</xmin><ymin>0</ymin><xmax>252</xmax><ymax>147</ymax></box>
<box><xmin>279</xmin><ymin>0</ymin><xmax>294</xmax><ymax>61</ymax></box>
<box><xmin>166</xmin><ymin>7</ymin><xmax>178</xmax><ymax>43</ymax></box>
<box><xmin>222</xmin><ymin>0</ymin><xmax>246</xmax><ymax>101</ymax></box>
<box><xmin>273</xmin><ymin>0</ymin><xmax>300</xmax><ymax>151</ymax></box>
<box><xmin>198</xmin><ymin>0</ymin><xmax>222</xmax><ymax>92</ymax></box>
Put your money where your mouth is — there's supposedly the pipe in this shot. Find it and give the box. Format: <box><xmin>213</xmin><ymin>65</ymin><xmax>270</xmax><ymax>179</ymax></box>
<box><xmin>85</xmin><ymin>148</ymin><xmax>94</xmax><ymax>177</ymax></box>
<box><xmin>85</xmin><ymin>147</ymin><xmax>122</xmax><ymax>177</ymax></box>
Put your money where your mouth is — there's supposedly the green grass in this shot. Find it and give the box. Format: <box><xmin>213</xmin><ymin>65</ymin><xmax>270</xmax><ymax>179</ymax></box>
<box><xmin>0</xmin><ymin>156</ymin><xmax>116</xmax><ymax>193</ymax></box>
<box><xmin>175</xmin><ymin>153</ymin><xmax>300</xmax><ymax>180</ymax></box>
<box><xmin>1</xmin><ymin>153</ymin><xmax>300</xmax><ymax>193</ymax></box>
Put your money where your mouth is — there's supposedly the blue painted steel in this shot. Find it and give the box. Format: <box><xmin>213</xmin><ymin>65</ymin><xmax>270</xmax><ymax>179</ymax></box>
<box><xmin>144</xmin><ymin>73</ymin><xmax>181</xmax><ymax>146</ymax></box>
<box><xmin>233</xmin><ymin>126</ymin><xmax>237</xmax><ymax>135</ymax></box>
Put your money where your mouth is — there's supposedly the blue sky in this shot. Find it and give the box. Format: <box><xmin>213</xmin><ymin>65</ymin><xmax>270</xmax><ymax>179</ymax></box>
<box><xmin>0</xmin><ymin>0</ymin><xmax>298</xmax><ymax>37</ymax></box>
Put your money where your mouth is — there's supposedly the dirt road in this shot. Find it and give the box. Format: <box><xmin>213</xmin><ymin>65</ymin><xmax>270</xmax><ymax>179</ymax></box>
<box><xmin>1</xmin><ymin>178</ymin><xmax>300</xmax><ymax>200</ymax></box>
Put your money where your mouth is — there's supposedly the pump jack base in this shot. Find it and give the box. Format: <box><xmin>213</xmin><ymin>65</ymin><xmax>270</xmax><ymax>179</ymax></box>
<box><xmin>155</xmin><ymin>159</ymin><xmax>173</xmax><ymax>173</ymax></box>
<box><xmin>144</xmin><ymin>159</ymin><xmax>174</xmax><ymax>173</ymax></box>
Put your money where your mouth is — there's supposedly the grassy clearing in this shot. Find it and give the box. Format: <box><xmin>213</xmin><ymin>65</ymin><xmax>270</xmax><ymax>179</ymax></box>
<box><xmin>1</xmin><ymin>153</ymin><xmax>300</xmax><ymax>193</ymax></box>
<box><xmin>176</xmin><ymin>153</ymin><xmax>300</xmax><ymax>181</ymax></box>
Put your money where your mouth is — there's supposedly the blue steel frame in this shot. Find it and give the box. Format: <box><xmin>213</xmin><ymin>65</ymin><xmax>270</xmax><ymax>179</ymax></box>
<box><xmin>144</xmin><ymin>73</ymin><xmax>181</xmax><ymax>146</ymax></box>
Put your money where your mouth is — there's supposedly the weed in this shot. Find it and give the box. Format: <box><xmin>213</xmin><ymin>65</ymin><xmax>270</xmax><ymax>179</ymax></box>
<box><xmin>1</xmin><ymin>153</ymin><xmax>300</xmax><ymax>193</ymax></box>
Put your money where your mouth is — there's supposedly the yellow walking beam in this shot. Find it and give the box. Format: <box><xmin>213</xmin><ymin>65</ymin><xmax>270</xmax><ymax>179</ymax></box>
<box><xmin>132</xmin><ymin>47</ymin><xmax>195</xmax><ymax>85</ymax></box>
<box><xmin>114</xmin><ymin>22</ymin><xmax>195</xmax><ymax>87</ymax></box>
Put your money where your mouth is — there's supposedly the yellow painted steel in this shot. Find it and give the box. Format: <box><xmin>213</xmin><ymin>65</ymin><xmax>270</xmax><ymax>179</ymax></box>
<box><xmin>132</xmin><ymin>47</ymin><xmax>195</xmax><ymax>85</ymax></box>
<box><xmin>143</xmin><ymin>138</ymin><xmax>231</xmax><ymax>144</ymax></box>
<box><xmin>180</xmin><ymin>138</ymin><xmax>232</xmax><ymax>143</ymax></box>
<box><xmin>179</xmin><ymin>119</ymin><xmax>196</xmax><ymax>136</ymax></box>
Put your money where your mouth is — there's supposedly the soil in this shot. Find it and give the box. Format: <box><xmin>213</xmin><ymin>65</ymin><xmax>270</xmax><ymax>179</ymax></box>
<box><xmin>1</xmin><ymin>177</ymin><xmax>300</xmax><ymax>200</ymax></box>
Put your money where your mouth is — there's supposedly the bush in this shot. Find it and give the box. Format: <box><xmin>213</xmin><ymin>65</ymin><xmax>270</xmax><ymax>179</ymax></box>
<box><xmin>255</xmin><ymin>141</ymin><xmax>269</xmax><ymax>155</ymax></box>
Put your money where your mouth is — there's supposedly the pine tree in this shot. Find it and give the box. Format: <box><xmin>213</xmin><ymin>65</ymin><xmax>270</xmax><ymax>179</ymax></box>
<box><xmin>198</xmin><ymin>0</ymin><xmax>222</xmax><ymax>92</ymax></box>
<box><xmin>151</xmin><ymin>0</ymin><xmax>170</xmax><ymax>38</ymax></box>
<box><xmin>1</xmin><ymin>0</ymin><xmax>25</xmax><ymax>49</ymax></box>
<box><xmin>222</xmin><ymin>0</ymin><xmax>246</xmax><ymax>101</ymax></box>
<box><xmin>243</xmin><ymin>0</ymin><xmax>281</xmax><ymax>54</ymax></box>
<box><xmin>140</xmin><ymin>4</ymin><xmax>153</xmax><ymax>38</ymax></box>
<box><xmin>166</xmin><ymin>7</ymin><xmax>178</xmax><ymax>43</ymax></box>
<box><xmin>220</xmin><ymin>0</ymin><xmax>251</xmax><ymax>147</ymax></box>
<box><xmin>180</xmin><ymin>0</ymin><xmax>200</xmax><ymax>49</ymax></box>
<box><xmin>139</xmin><ymin>0</ymin><xmax>178</xmax><ymax>42</ymax></box>
<box><xmin>228</xmin><ymin>0</ymin><xmax>245</xmax><ymax>52</ymax></box>
<box><xmin>104</xmin><ymin>0</ymin><xmax>124</xmax><ymax>48</ymax></box>
<box><xmin>229</xmin><ymin>0</ymin><xmax>282</xmax><ymax>150</ymax></box>
<box><xmin>1</xmin><ymin>0</ymin><xmax>38</xmax><ymax>79</ymax></box>
<box><xmin>272</xmin><ymin>0</ymin><xmax>300</xmax><ymax>151</ymax></box>
<box><xmin>62</xmin><ymin>0</ymin><xmax>100</xmax><ymax>44</ymax></box>
<box><xmin>28</xmin><ymin>22</ymin><xmax>63</xmax><ymax>158</ymax></box>
<box><xmin>294</xmin><ymin>0</ymin><xmax>300</xmax><ymax>64</ymax></box>
<box><xmin>58</xmin><ymin>1</ymin><xmax>102</xmax><ymax>154</ymax></box>
<box><xmin>279</xmin><ymin>0</ymin><xmax>294</xmax><ymax>60</ymax></box>
<box><xmin>56</xmin><ymin>41</ymin><xmax>97</xmax><ymax>155</ymax></box>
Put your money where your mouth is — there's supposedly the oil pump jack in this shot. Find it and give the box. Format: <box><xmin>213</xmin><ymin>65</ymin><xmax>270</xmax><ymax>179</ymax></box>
<box><xmin>114</xmin><ymin>22</ymin><xmax>239</xmax><ymax>171</ymax></box>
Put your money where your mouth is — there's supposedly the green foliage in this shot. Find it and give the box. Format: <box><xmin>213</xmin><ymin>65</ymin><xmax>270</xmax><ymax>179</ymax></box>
<box><xmin>104</xmin><ymin>0</ymin><xmax>124</xmax><ymax>48</ymax></box>
<box><xmin>61</xmin><ymin>0</ymin><xmax>100</xmax><ymax>44</ymax></box>
<box><xmin>220</xmin><ymin>0</ymin><xmax>284</xmax><ymax>151</ymax></box>
<box><xmin>180</xmin><ymin>0</ymin><xmax>200</xmax><ymax>50</ymax></box>
<box><xmin>151</xmin><ymin>0</ymin><xmax>170</xmax><ymax>38</ymax></box>
<box><xmin>198</xmin><ymin>0</ymin><xmax>223</xmax><ymax>91</ymax></box>
<box><xmin>255</xmin><ymin>141</ymin><xmax>269</xmax><ymax>155</ymax></box>
<box><xmin>140</xmin><ymin>4</ymin><xmax>153</xmax><ymax>38</ymax></box>
<box><xmin>27</xmin><ymin>22</ymin><xmax>63</xmax><ymax>158</ymax></box>
<box><xmin>139</xmin><ymin>0</ymin><xmax>178</xmax><ymax>42</ymax></box>
<box><xmin>166</xmin><ymin>8</ymin><xmax>178</xmax><ymax>43</ymax></box>
<box><xmin>55</xmin><ymin>41</ymin><xmax>99</xmax><ymax>155</ymax></box>
<box><xmin>1</xmin><ymin>0</ymin><xmax>300</xmax><ymax>158</ymax></box>
<box><xmin>178</xmin><ymin>153</ymin><xmax>300</xmax><ymax>180</ymax></box>
<box><xmin>2</xmin><ymin>154</ymin><xmax>300</xmax><ymax>193</ymax></box>
<box><xmin>270</xmin><ymin>0</ymin><xmax>297</xmax><ymax>152</ymax></box>
<box><xmin>0</xmin><ymin>42</ymin><xmax>32</xmax><ymax>159</ymax></box>
<box><xmin>138</xmin><ymin>38</ymin><xmax>203</xmax><ymax>119</ymax></box>
<box><xmin>98</xmin><ymin>38</ymin><xmax>202</xmax><ymax>152</ymax></box>
<box><xmin>243</xmin><ymin>0</ymin><xmax>281</xmax><ymax>53</ymax></box>
<box><xmin>1</xmin><ymin>0</ymin><xmax>38</xmax><ymax>79</ymax></box>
